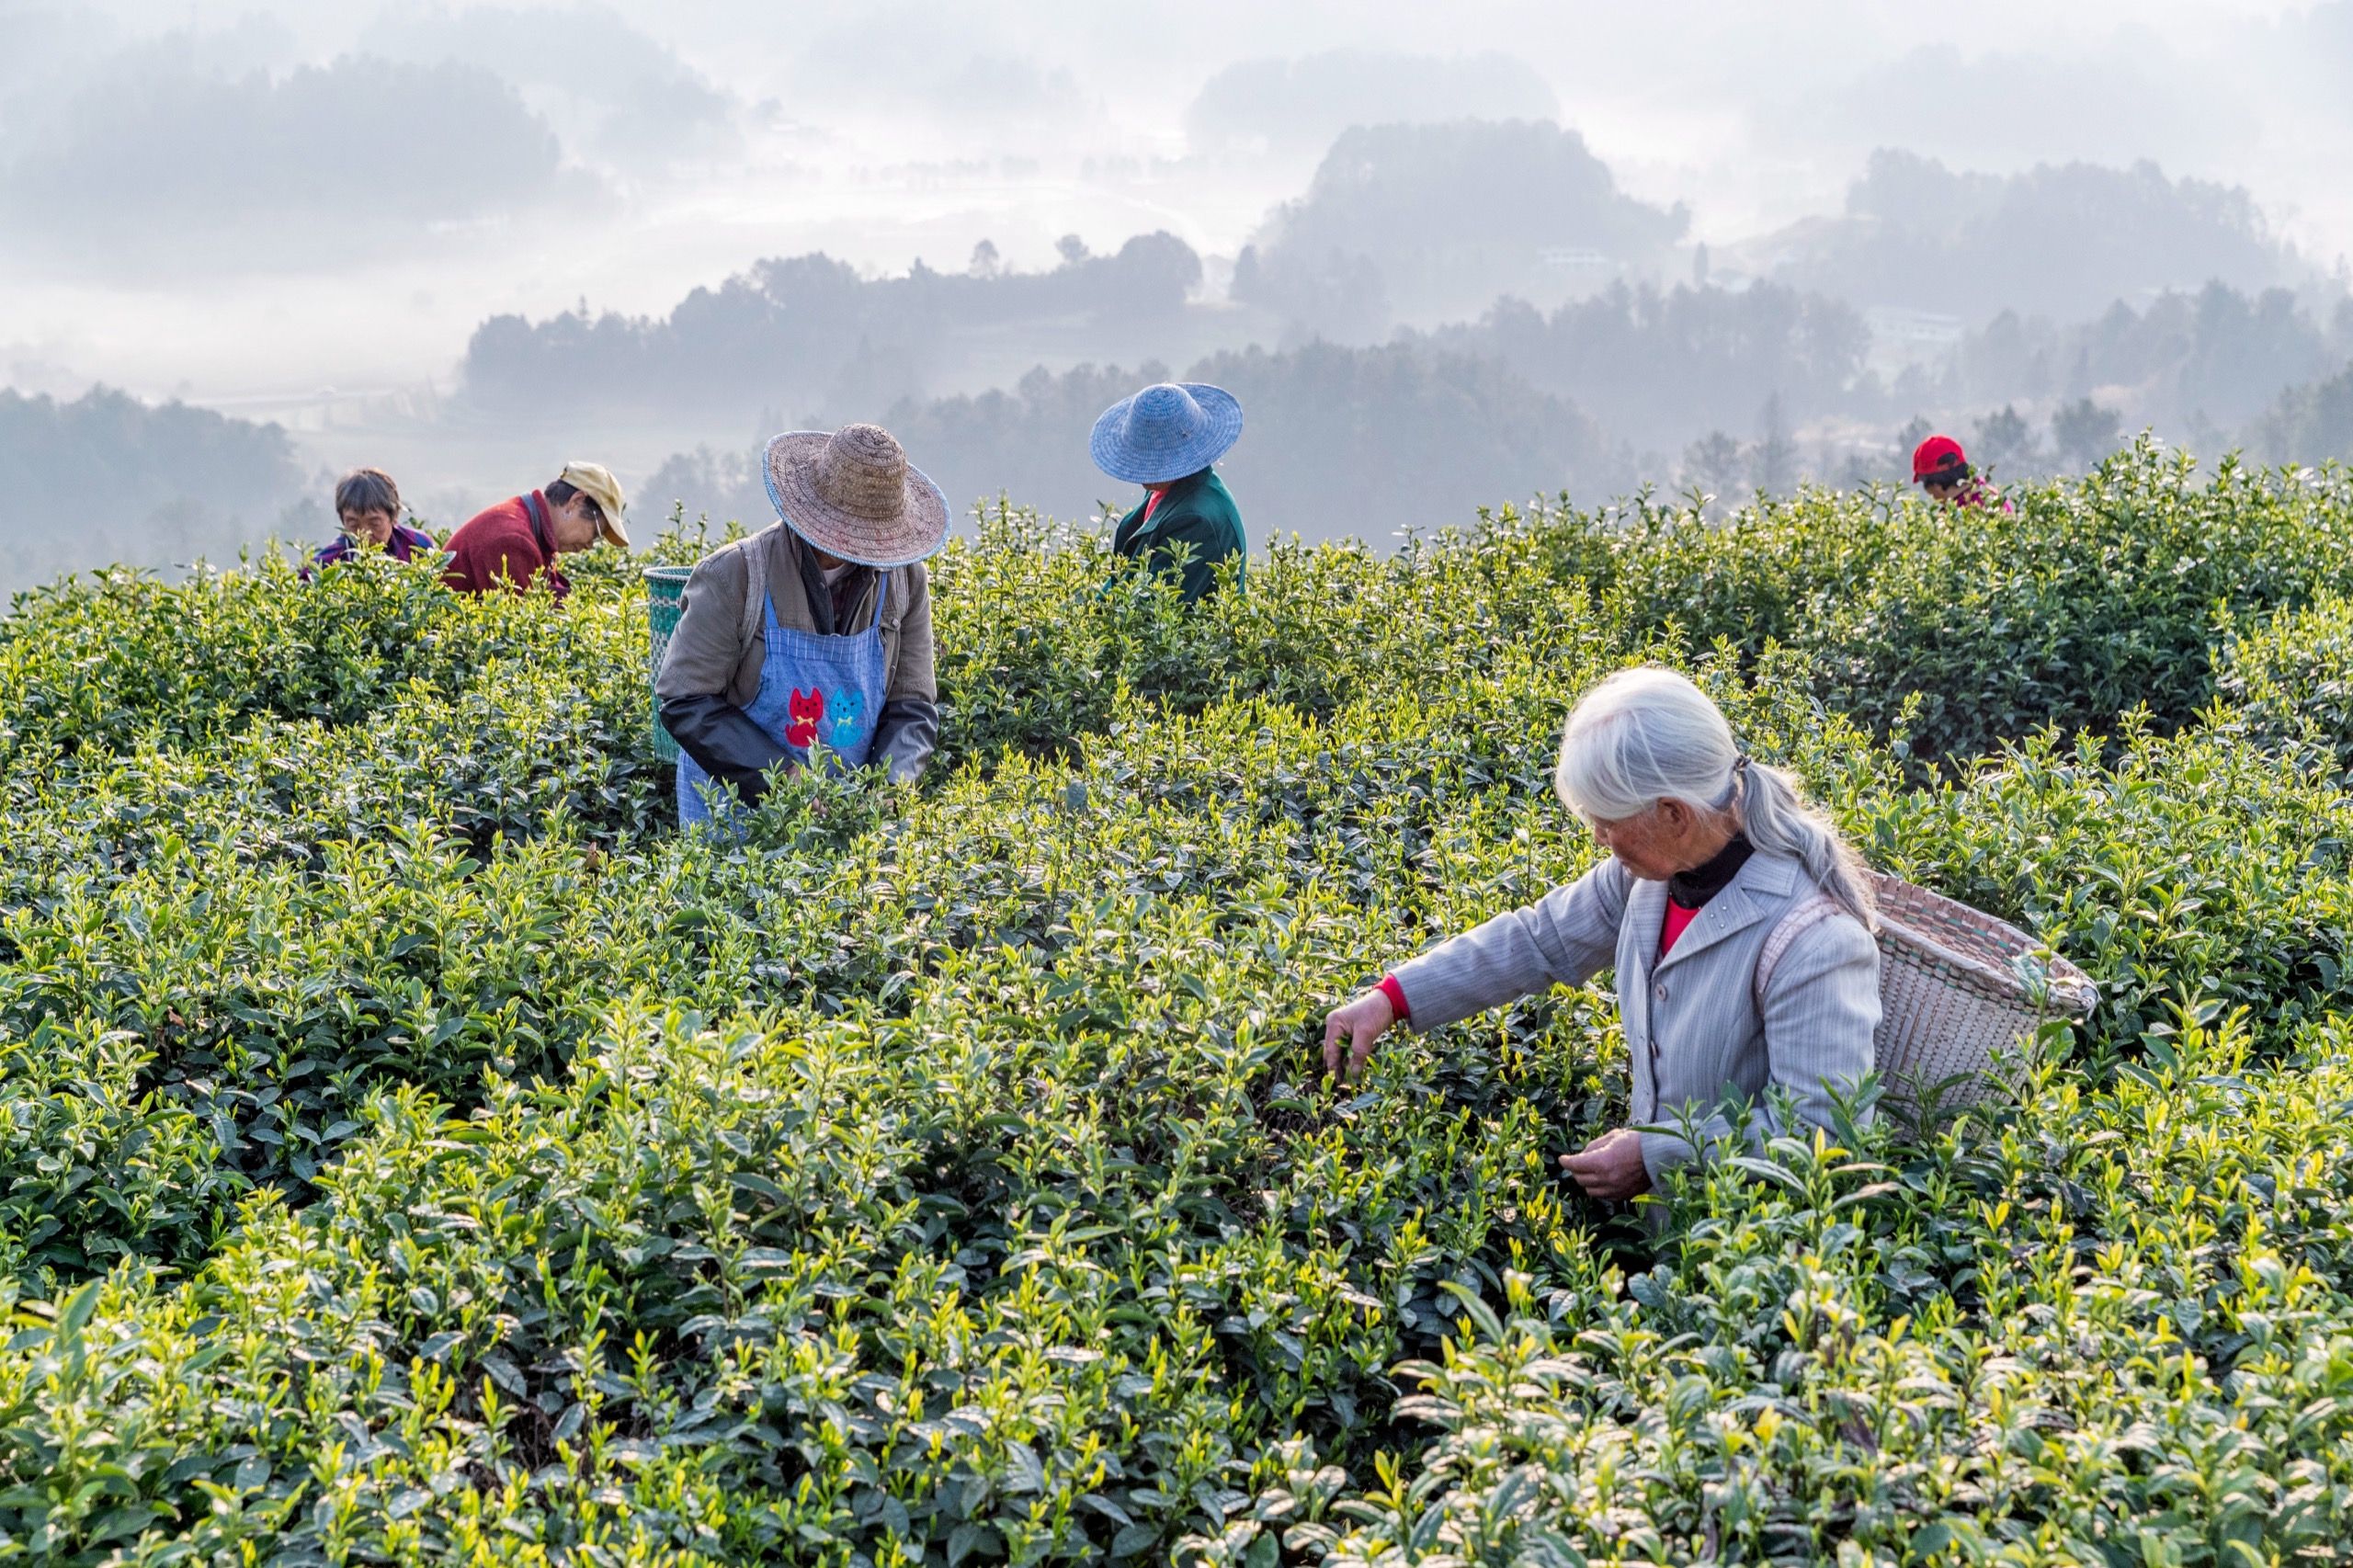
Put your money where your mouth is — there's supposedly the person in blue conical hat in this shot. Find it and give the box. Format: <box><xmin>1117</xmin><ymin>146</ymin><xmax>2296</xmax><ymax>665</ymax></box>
<box><xmin>1091</xmin><ymin>381</ymin><xmax>1246</xmax><ymax>603</ymax></box>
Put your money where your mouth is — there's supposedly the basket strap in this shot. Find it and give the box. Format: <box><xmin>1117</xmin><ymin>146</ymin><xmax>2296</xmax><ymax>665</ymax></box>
<box><xmin>740</xmin><ymin>535</ymin><xmax>769</xmax><ymax>655</ymax></box>
<box><xmin>1753</xmin><ymin>892</ymin><xmax>1842</xmax><ymax>1014</ymax></box>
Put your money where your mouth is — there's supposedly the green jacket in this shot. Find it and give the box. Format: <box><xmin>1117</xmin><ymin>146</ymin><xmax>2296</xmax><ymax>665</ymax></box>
<box><xmin>1111</xmin><ymin>467</ymin><xmax>1245</xmax><ymax>603</ymax></box>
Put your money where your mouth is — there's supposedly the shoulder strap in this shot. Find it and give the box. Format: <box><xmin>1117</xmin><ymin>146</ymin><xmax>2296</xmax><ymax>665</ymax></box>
<box><xmin>1753</xmin><ymin>892</ymin><xmax>1842</xmax><ymax>1015</ymax></box>
<box><xmin>740</xmin><ymin>532</ymin><xmax>771</xmax><ymax>653</ymax></box>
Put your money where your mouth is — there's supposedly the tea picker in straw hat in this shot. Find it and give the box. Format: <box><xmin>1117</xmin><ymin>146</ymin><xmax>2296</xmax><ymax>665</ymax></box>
<box><xmin>1324</xmin><ymin>667</ymin><xmax>1884</xmax><ymax>1210</ymax></box>
<box><xmin>657</xmin><ymin>424</ymin><xmax>946</xmax><ymax>826</ymax></box>
<box><xmin>1093</xmin><ymin>381</ymin><xmax>1246</xmax><ymax>603</ymax></box>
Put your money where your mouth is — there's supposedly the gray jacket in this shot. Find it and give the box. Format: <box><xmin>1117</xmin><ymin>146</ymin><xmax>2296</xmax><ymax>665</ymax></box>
<box><xmin>655</xmin><ymin>523</ymin><xmax>938</xmax><ymax>788</ymax></box>
<box><xmin>1390</xmin><ymin>850</ymin><xmax>1880</xmax><ymax>1187</ymax></box>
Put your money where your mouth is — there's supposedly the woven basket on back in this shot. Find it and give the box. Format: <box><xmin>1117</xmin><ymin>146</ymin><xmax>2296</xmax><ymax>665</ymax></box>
<box><xmin>1761</xmin><ymin>871</ymin><xmax>2097</xmax><ymax>1110</ymax></box>
<box><xmin>1866</xmin><ymin>872</ymin><xmax>2096</xmax><ymax>1107</ymax></box>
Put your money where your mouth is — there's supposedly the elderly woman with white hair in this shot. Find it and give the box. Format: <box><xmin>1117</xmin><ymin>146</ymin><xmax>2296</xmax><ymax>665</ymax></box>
<box><xmin>1324</xmin><ymin>666</ymin><xmax>1882</xmax><ymax>1205</ymax></box>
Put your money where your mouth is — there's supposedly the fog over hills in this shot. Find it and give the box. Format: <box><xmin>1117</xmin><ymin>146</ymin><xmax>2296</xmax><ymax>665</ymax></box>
<box><xmin>4</xmin><ymin>0</ymin><xmax>2353</xmax><ymax>592</ymax></box>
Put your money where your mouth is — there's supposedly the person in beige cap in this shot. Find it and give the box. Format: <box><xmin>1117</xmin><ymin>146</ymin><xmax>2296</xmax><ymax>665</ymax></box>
<box><xmin>657</xmin><ymin>424</ymin><xmax>944</xmax><ymax>824</ymax></box>
<box><xmin>442</xmin><ymin>460</ymin><xmax>629</xmax><ymax>598</ymax></box>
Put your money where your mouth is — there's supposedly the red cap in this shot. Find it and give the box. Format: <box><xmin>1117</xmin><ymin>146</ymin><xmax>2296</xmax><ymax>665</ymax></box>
<box><xmin>1912</xmin><ymin>435</ymin><xmax>1967</xmax><ymax>483</ymax></box>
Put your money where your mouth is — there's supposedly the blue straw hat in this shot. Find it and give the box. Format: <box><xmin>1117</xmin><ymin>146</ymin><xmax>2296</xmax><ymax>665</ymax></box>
<box><xmin>1089</xmin><ymin>381</ymin><xmax>1244</xmax><ymax>485</ymax></box>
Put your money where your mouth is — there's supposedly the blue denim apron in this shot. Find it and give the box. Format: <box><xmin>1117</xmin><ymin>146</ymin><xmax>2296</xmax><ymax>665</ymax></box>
<box><xmin>676</xmin><ymin>575</ymin><xmax>891</xmax><ymax>828</ymax></box>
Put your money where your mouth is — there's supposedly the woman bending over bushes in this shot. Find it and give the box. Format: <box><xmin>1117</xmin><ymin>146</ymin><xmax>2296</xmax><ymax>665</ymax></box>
<box><xmin>1325</xmin><ymin>667</ymin><xmax>1882</xmax><ymax>1210</ymax></box>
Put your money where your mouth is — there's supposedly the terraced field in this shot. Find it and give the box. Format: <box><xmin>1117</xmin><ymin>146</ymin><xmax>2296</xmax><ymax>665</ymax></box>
<box><xmin>5</xmin><ymin>444</ymin><xmax>2353</xmax><ymax>1563</ymax></box>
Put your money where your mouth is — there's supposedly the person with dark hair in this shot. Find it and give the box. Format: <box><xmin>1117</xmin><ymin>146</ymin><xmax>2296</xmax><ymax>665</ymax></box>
<box><xmin>1911</xmin><ymin>435</ymin><xmax>2010</xmax><ymax>510</ymax></box>
<box><xmin>657</xmin><ymin>424</ymin><xmax>944</xmax><ymax>824</ymax></box>
<box><xmin>1092</xmin><ymin>381</ymin><xmax>1246</xmax><ymax>604</ymax></box>
<box><xmin>442</xmin><ymin>461</ymin><xmax>630</xmax><ymax>597</ymax></box>
<box><xmin>313</xmin><ymin>468</ymin><xmax>437</xmax><ymax>570</ymax></box>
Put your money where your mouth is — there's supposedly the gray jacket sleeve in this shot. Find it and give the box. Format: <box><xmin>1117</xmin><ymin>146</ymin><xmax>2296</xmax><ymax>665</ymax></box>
<box><xmin>871</xmin><ymin>562</ymin><xmax>938</xmax><ymax>783</ymax></box>
<box><xmin>1389</xmin><ymin>858</ymin><xmax>1631</xmax><ymax>1032</ymax></box>
<box><xmin>872</xmin><ymin>699</ymin><xmax>938</xmax><ymax>784</ymax></box>
<box><xmin>1637</xmin><ymin>911</ymin><xmax>1881</xmax><ymax>1185</ymax></box>
<box><xmin>656</xmin><ymin>545</ymin><xmax>798</xmax><ymax>793</ymax></box>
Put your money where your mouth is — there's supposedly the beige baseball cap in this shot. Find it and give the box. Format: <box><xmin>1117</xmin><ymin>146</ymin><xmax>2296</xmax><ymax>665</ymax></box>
<box><xmin>559</xmin><ymin>460</ymin><xmax>630</xmax><ymax>548</ymax></box>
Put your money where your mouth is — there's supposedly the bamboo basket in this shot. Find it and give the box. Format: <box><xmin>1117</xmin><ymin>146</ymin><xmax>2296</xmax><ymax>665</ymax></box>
<box><xmin>1865</xmin><ymin>872</ymin><xmax>2097</xmax><ymax>1107</ymax></box>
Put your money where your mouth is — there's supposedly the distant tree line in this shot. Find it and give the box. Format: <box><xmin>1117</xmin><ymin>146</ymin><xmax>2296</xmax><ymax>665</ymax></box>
<box><xmin>1222</xmin><ymin>133</ymin><xmax>2308</xmax><ymax>343</ymax></box>
<box><xmin>1931</xmin><ymin>283</ymin><xmax>2353</xmax><ymax>437</ymax></box>
<box><xmin>465</xmin><ymin>126</ymin><xmax>2338</xmax><ymax>478</ymax></box>
<box><xmin>1433</xmin><ymin>275</ymin><xmax>2353</xmax><ymax>473</ymax></box>
<box><xmin>1422</xmin><ymin>281</ymin><xmax>1875</xmax><ymax>452</ymax></box>
<box><xmin>460</xmin><ymin>233</ymin><xmax>1207</xmax><ymax>422</ymax></box>
<box><xmin>0</xmin><ymin>388</ymin><xmax>308</xmax><ymax>595</ymax></box>
<box><xmin>1770</xmin><ymin>151</ymin><xmax>2306</xmax><ymax>323</ymax></box>
<box><xmin>647</xmin><ymin>340</ymin><xmax>1631</xmax><ymax>546</ymax></box>
<box><xmin>2254</xmin><ymin>360</ymin><xmax>2353</xmax><ymax>466</ymax></box>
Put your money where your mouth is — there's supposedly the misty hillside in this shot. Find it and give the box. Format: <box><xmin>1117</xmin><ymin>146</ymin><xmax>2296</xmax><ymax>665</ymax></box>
<box><xmin>0</xmin><ymin>388</ymin><xmax>309</xmax><ymax>589</ymax></box>
<box><xmin>1236</xmin><ymin>120</ymin><xmax>1690</xmax><ymax>335</ymax></box>
<box><xmin>2</xmin><ymin>53</ymin><xmax>571</xmax><ymax>267</ymax></box>
<box><xmin>460</xmin><ymin>234</ymin><xmax>1217</xmax><ymax>423</ymax></box>
<box><xmin>6</xmin><ymin>3</ymin><xmax>2353</xmax><ymax>595</ymax></box>
<box><xmin>1749</xmin><ymin>151</ymin><xmax>2310</xmax><ymax>322</ymax></box>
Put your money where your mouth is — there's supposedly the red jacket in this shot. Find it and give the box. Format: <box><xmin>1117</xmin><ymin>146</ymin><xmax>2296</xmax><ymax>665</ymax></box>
<box><xmin>443</xmin><ymin>491</ymin><xmax>569</xmax><ymax>598</ymax></box>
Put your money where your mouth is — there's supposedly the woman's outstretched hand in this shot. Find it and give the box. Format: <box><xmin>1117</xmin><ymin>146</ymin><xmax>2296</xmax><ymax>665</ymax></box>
<box><xmin>1323</xmin><ymin>989</ymin><xmax>1397</xmax><ymax>1083</ymax></box>
<box><xmin>1560</xmin><ymin>1129</ymin><xmax>1652</xmax><ymax>1201</ymax></box>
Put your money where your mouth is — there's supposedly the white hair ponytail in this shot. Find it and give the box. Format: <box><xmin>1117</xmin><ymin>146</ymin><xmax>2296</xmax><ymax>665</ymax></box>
<box><xmin>1733</xmin><ymin>756</ymin><xmax>1877</xmax><ymax>927</ymax></box>
<box><xmin>1554</xmin><ymin>666</ymin><xmax>1876</xmax><ymax>927</ymax></box>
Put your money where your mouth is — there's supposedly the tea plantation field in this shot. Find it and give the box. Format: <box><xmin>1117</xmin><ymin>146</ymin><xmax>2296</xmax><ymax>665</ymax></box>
<box><xmin>7</xmin><ymin>442</ymin><xmax>2353</xmax><ymax>1563</ymax></box>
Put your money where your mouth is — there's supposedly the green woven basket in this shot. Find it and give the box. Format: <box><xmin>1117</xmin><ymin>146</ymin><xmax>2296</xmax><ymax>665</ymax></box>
<box><xmin>643</xmin><ymin>565</ymin><xmax>693</xmax><ymax>762</ymax></box>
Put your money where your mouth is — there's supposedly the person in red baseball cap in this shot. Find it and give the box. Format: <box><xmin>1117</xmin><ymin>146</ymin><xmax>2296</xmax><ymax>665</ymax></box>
<box><xmin>1911</xmin><ymin>434</ymin><xmax>2008</xmax><ymax>509</ymax></box>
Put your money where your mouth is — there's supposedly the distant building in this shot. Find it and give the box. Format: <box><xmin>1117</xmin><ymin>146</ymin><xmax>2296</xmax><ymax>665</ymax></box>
<box><xmin>1537</xmin><ymin>246</ymin><xmax>1620</xmax><ymax>278</ymax></box>
<box><xmin>1865</xmin><ymin>307</ymin><xmax>1966</xmax><ymax>349</ymax></box>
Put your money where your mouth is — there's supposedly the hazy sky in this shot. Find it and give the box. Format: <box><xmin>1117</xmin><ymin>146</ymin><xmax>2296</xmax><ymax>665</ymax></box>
<box><xmin>6</xmin><ymin>0</ymin><xmax>2347</xmax><ymax>419</ymax></box>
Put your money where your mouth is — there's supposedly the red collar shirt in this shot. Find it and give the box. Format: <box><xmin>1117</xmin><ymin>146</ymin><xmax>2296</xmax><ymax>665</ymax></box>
<box><xmin>442</xmin><ymin>490</ymin><xmax>569</xmax><ymax>598</ymax></box>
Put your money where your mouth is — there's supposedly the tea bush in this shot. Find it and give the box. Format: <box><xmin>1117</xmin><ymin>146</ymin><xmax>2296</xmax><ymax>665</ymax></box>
<box><xmin>1850</xmin><ymin>720</ymin><xmax>2353</xmax><ymax>1071</ymax></box>
<box><xmin>926</xmin><ymin>504</ymin><xmax>1626</xmax><ymax>767</ymax></box>
<box><xmin>2212</xmin><ymin>587</ymin><xmax>2353</xmax><ymax>773</ymax></box>
<box><xmin>1515</xmin><ymin>443</ymin><xmax>2353</xmax><ymax>761</ymax></box>
<box><xmin>1324</xmin><ymin>1012</ymin><xmax>2353</xmax><ymax>1566</ymax></box>
<box><xmin>936</xmin><ymin>446</ymin><xmax>2353</xmax><ymax>769</ymax></box>
<box><xmin>6</xmin><ymin>451</ymin><xmax>2353</xmax><ymax>1564</ymax></box>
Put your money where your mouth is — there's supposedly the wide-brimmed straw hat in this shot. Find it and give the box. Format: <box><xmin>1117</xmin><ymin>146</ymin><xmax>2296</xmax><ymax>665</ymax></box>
<box><xmin>1090</xmin><ymin>381</ymin><xmax>1244</xmax><ymax>485</ymax></box>
<box><xmin>762</xmin><ymin>424</ymin><xmax>949</xmax><ymax>568</ymax></box>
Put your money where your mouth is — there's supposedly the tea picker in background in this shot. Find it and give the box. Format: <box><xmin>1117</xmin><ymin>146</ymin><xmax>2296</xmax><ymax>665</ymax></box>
<box><xmin>442</xmin><ymin>461</ymin><xmax>630</xmax><ymax>597</ymax></box>
<box><xmin>1092</xmin><ymin>381</ymin><xmax>1246</xmax><ymax>603</ymax></box>
<box><xmin>1911</xmin><ymin>434</ymin><xmax>2010</xmax><ymax>510</ymax></box>
<box><xmin>1323</xmin><ymin>667</ymin><xmax>1882</xmax><ymax>1210</ymax></box>
<box><xmin>308</xmin><ymin>468</ymin><xmax>438</xmax><ymax>574</ymax></box>
<box><xmin>657</xmin><ymin>424</ymin><xmax>944</xmax><ymax>826</ymax></box>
